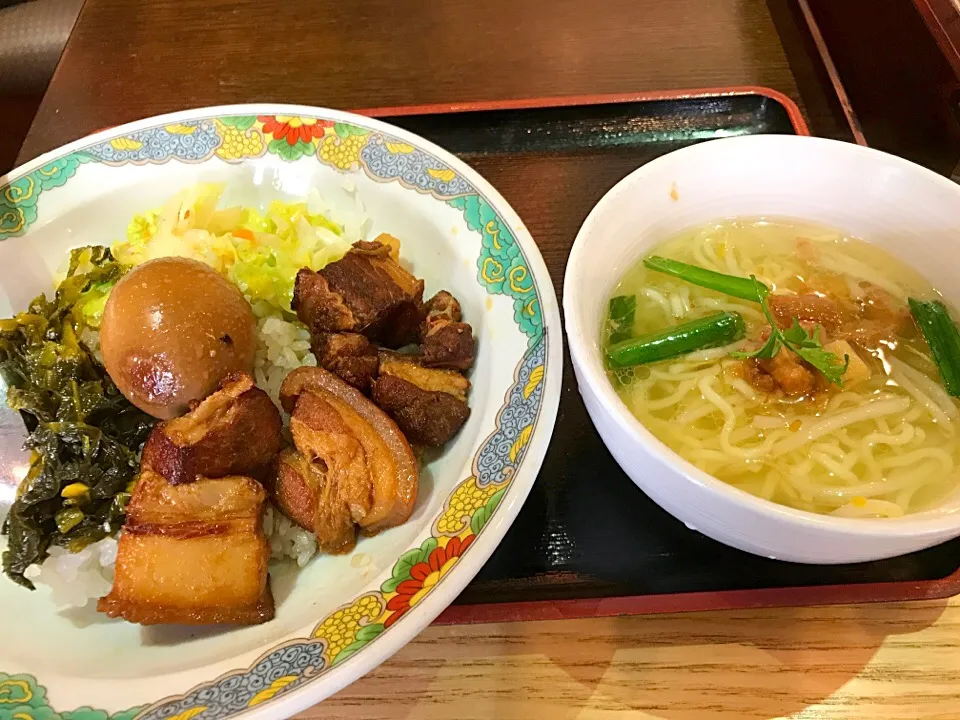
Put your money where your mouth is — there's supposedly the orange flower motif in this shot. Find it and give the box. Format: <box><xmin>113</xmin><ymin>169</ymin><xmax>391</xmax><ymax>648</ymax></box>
<box><xmin>383</xmin><ymin>534</ymin><xmax>476</xmax><ymax>627</ymax></box>
<box><xmin>258</xmin><ymin>116</ymin><xmax>333</xmax><ymax>146</ymax></box>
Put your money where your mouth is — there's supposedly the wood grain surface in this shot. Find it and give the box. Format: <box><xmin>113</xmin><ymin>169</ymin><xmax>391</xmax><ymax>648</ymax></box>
<box><xmin>0</xmin><ymin>94</ymin><xmax>41</xmax><ymax>175</ymax></box>
<box><xmin>803</xmin><ymin>0</ymin><xmax>960</xmax><ymax>176</ymax></box>
<box><xmin>18</xmin><ymin>0</ymin><xmax>851</xmax><ymax>163</ymax></box>
<box><xmin>314</xmin><ymin>598</ymin><xmax>960</xmax><ymax>720</ymax></box>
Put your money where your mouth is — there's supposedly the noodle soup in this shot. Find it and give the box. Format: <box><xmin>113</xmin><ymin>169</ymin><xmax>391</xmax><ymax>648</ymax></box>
<box><xmin>605</xmin><ymin>218</ymin><xmax>960</xmax><ymax>518</ymax></box>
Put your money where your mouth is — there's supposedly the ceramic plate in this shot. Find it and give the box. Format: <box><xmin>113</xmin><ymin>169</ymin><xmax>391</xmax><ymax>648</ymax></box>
<box><xmin>0</xmin><ymin>105</ymin><xmax>561</xmax><ymax>719</ymax></box>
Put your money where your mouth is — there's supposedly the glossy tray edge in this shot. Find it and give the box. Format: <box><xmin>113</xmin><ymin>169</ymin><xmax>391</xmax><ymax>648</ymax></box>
<box><xmin>355</xmin><ymin>85</ymin><xmax>960</xmax><ymax>623</ymax></box>
<box><xmin>351</xmin><ymin>85</ymin><xmax>812</xmax><ymax>136</ymax></box>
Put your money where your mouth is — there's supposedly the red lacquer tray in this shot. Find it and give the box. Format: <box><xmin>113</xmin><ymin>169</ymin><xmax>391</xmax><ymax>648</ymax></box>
<box><xmin>351</xmin><ymin>87</ymin><xmax>960</xmax><ymax>624</ymax></box>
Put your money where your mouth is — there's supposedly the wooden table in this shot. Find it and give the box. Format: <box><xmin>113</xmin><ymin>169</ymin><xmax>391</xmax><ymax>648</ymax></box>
<box><xmin>315</xmin><ymin>598</ymin><xmax>960</xmax><ymax>719</ymax></box>
<box><xmin>19</xmin><ymin>0</ymin><xmax>960</xmax><ymax>717</ymax></box>
<box><xmin>18</xmin><ymin>0</ymin><xmax>850</xmax><ymax>161</ymax></box>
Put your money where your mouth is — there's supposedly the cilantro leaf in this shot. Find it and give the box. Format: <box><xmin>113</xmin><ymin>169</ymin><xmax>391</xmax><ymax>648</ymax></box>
<box><xmin>730</xmin><ymin>331</ymin><xmax>780</xmax><ymax>360</ymax></box>
<box><xmin>780</xmin><ymin>318</ymin><xmax>849</xmax><ymax>384</ymax></box>
<box><xmin>782</xmin><ymin>318</ymin><xmax>816</xmax><ymax>347</ymax></box>
<box><xmin>795</xmin><ymin>344</ymin><xmax>849</xmax><ymax>385</ymax></box>
<box><xmin>728</xmin><ymin>277</ymin><xmax>849</xmax><ymax>387</ymax></box>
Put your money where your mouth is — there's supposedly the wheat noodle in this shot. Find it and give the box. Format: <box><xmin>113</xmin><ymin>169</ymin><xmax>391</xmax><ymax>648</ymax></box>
<box><xmin>606</xmin><ymin>218</ymin><xmax>960</xmax><ymax>517</ymax></box>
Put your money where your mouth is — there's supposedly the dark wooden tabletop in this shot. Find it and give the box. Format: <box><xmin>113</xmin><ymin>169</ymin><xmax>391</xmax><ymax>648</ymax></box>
<box><xmin>18</xmin><ymin>0</ymin><xmax>849</xmax><ymax>163</ymax></box>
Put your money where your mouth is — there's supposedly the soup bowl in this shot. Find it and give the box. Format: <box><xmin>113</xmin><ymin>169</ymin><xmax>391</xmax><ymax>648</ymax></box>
<box><xmin>564</xmin><ymin>134</ymin><xmax>960</xmax><ymax>564</ymax></box>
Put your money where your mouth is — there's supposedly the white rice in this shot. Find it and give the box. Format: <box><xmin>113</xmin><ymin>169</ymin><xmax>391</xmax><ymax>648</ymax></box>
<box><xmin>252</xmin><ymin>309</ymin><xmax>321</xmax><ymax>569</ymax></box>
<box><xmin>263</xmin><ymin>503</ymin><xmax>317</xmax><ymax>567</ymax></box>
<box><xmin>24</xmin><ymin>536</ymin><xmax>118</xmax><ymax>610</ymax></box>
<box><xmin>251</xmin><ymin>304</ymin><xmax>317</xmax><ymax>409</ymax></box>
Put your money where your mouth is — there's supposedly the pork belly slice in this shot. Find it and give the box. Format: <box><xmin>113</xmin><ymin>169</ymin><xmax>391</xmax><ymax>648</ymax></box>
<box><xmin>419</xmin><ymin>291</ymin><xmax>475</xmax><ymax>370</ymax></box>
<box><xmin>97</xmin><ymin>471</ymin><xmax>273</xmax><ymax>625</ymax></box>
<box><xmin>311</xmin><ymin>332</ymin><xmax>379</xmax><ymax>392</ymax></box>
<box><xmin>275</xmin><ymin>367</ymin><xmax>418</xmax><ymax>542</ymax></box>
<box><xmin>141</xmin><ymin>372</ymin><xmax>283</xmax><ymax>485</ymax></box>
<box><xmin>272</xmin><ymin>445</ymin><xmax>370</xmax><ymax>554</ymax></box>
<box><xmin>371</xmin><ymin>353</ymin><xmax>470</xmax><ymax>446</ymax></box>
<box><xmin>377</xmin><ymin>353</ymin><xmax>469</xmax><ymax>401</ymax></box>
<box><xmin>271</xmin><ymin>448</ymin><xmax>321</xmax><ymax>541</ymax></box>
<box><xmin>292</xmin><ymin>236</ymin><xmax>424</xmax><ymax>346</ymax></box>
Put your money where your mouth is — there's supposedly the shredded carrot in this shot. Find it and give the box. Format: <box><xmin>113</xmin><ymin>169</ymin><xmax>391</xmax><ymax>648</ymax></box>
<box><xmin>852</xmin><ymin>496</ymin><xmax>867</xmax><ymax>508</ymax></box>
<box><xmin>231</xmin><ymin>228</ymin><xmax>256</xmax><ymax>242</ymax></box>
<box><xmin>789</xmin><ymin>419</ymin><xmax>802</xmax><ymax>432</ymax></box>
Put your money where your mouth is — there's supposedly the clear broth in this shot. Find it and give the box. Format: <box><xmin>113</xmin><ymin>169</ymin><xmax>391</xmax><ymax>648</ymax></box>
<box><xmin>606</xmin><ymin>218</ymin><xmax>960</xmax><ymax>518</ymax></box>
